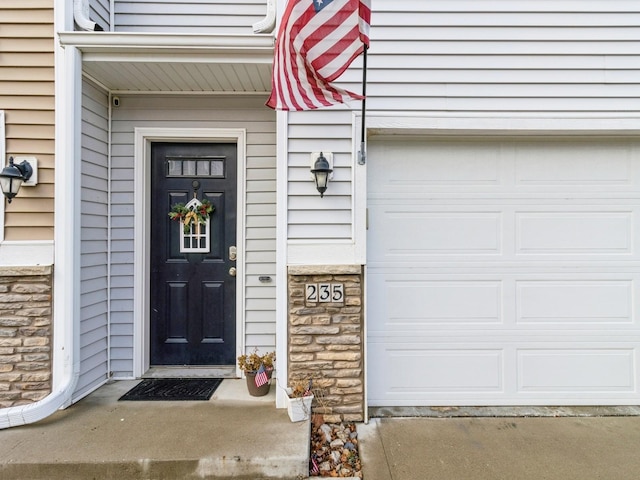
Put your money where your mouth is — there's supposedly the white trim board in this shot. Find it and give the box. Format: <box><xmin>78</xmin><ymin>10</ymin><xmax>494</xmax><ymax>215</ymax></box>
<box><xmin>0</xmin><ymin>241</ymin><xmax>53</xmax><ymax>266</ymax></box>
<box><xmin>133</xmin><ymin>127</ymin><xmax>247</xmax><ymax>378</ymax></box>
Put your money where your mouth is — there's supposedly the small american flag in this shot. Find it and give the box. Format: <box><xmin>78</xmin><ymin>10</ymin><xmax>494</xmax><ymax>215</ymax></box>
<box><xmin>310</xmin><ymin>455</ymin><xmax>320</xmax><ymax>475</ymax></box>
<box><xmin>254</xmin><ymin>363</ymin><xmax>269</xmax><ymax>388</ymax></box>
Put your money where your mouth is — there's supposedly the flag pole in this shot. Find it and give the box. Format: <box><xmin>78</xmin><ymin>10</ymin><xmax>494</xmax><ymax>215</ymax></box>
<box><xmin>358</xmin><ymin>44</ymin><xmax>368</xmax><ymax>165</ymax></box>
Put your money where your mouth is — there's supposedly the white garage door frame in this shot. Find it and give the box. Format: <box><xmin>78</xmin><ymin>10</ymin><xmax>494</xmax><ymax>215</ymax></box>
<box><xmin>358</xmin><ymin>114</ymin><xmax>640</xmax><ymax>408</ymax></box>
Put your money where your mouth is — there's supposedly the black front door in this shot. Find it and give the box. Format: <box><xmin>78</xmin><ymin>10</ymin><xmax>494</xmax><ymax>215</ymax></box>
<box><xmin>150</xmin><ymin>142</ymin><xmax>237</xmax><ymax>366</ymax></box>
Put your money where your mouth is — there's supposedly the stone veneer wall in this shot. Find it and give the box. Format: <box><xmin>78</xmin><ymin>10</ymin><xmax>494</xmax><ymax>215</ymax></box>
<box><xmin>0</xmin><ymin>266</ymin><xmax>53</xmax><ymax>408</ymax></box>
<box><xmin>288</xmin><ymin>265</ymin><xmax>364</xmax><ymax>423</ymax></box>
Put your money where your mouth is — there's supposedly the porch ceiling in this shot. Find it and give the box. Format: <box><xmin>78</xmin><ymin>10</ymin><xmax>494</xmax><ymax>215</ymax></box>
<box><xmin>59</xmin><ymin>32</ymin><xmax>275</xmax><ymax>93</ymax></box>
<box><xmin>83</xmin><ymin>59</ymin><xmax>273</xmax><ymax>92</ymax></box>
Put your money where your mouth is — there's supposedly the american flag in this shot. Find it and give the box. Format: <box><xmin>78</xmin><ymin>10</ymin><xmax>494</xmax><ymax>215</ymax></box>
<box><xmin>266</xmin><ymin>0</ymin><xmax>371</xmax><ymax>111</ymax></box>
<box><xmin>310</xmin><ymin>454</ymin><xmax>320</xmax><ymax>475</ymax></box>
<box><xmin>254</xmin><ymin>363</ymin><xmax>269</xmax><ymax>388</ymax></box>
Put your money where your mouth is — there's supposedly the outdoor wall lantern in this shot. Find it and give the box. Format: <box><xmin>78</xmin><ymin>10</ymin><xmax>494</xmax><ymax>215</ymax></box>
<box><xmin>310</xmin><ymin>152</ymin><xmax>333</xmax><ymax>198</ymax></box>
<box><xmin>0</xmin><ymin>157</ymin><xmax>34</xmax><ymax>203</ymax></box>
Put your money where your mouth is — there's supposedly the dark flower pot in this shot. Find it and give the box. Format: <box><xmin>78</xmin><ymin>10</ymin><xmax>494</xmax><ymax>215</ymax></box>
<box><xmin>245</xmin><ymin>369</ymin><xmax>273</xmax><ymax>397</ymax></box>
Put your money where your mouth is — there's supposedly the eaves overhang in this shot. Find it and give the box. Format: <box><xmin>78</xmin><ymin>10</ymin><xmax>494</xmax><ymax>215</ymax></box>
<box><xmin>57</xmin><ymin>32</ymin><xmax>275</xmax><ymax>93</ymax></box>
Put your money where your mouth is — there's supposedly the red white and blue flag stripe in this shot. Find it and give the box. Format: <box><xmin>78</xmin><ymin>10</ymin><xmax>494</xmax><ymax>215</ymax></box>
<box><xmin>266</xmin><ymin>0</ymin><xmax>371</xmax><ymax>111</ymax></box>
<box><xmin>254</xmin><ymin>363</ymin><xmax>269</xmax><ymax>388</ymax></box>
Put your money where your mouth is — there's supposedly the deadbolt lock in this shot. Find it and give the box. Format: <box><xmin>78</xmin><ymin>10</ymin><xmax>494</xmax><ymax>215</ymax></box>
<box><xmin>229</xmin><ymin>246</ymin><xmax>237</xmax><ymax>261</ymax></box>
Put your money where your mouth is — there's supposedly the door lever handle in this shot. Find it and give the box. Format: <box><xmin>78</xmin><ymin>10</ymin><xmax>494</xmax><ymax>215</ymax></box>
<box><xmin>229</xmin><ymin>246</ymin><xmax>237</xmax><ymax>261</ymax></box>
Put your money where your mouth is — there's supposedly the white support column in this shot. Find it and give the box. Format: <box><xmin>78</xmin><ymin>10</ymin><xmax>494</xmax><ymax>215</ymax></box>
<box><xmin>275</xmin><ymin>109</ymin><xmax>289</xmax><ymax>409</ymax></box>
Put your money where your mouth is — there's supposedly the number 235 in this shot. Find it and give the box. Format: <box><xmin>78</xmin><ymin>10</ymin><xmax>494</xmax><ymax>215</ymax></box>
<box><xmin>306</xmin><ymin>283</ymin><xmax>344</xmax><ymax>303</ymax></box>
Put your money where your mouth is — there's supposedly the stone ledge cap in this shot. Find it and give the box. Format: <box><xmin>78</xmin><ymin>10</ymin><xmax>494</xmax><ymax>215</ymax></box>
<box><xmin>0</xmin><ymin>265</ymin><xmax>53</xmax><ymax>277</ymax></box>
<box><xmin>288</xmin><ymin>265</ymin><xmax>362</xmax><ymax>275</ymax></box>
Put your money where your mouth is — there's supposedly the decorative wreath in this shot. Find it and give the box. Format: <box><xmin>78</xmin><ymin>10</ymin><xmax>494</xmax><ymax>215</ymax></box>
<box><xmin>168</xmin><ymin>199</ymin><xmax>214</xmax><ymax>233</ymax></box>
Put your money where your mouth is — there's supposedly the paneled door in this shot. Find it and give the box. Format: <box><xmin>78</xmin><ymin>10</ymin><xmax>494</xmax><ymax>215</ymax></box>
<box><xmin>150</xmin><ymin>142</ymin><xmax>237</xmax><ymax>365</ymax></box>
<box><xmin>367</xmin><ymin>136</ymin><xmax>640</xmax><ymax>406</ymax></box>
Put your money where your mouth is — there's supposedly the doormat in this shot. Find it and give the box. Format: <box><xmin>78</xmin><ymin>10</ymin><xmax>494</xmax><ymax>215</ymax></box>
<box><xmin>118</xmin><ymin>378</ymin><xmax>223</xmax><ymax>401</ymax></box>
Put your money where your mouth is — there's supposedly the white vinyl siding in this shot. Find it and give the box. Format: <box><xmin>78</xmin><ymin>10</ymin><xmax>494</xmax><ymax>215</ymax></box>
<box><xmin>354</xmin><ymin>1</ymin><xmax>640</xmax><ymax>113</ymax></box>
<box><xmin>76</xmin><ymin>78</ymin><xmax>110</xmax><ymax>399</ymax></box>
<box><xmin>113</xmin><ymin>0</ymin><xmax>268</xmax><ymax>34</ymax></box>
<box><xmin>287</xmin><ymin>110</ymin><xmax>355</xmax><ymax>241</ymax></box>
<box><xmin>111</xmin><ymin>95</ymin><xmax>276</xmax><ymax>375</ymax></box>
<box><xmin>89</xmin><ymin>0</ymin><xmax>111</xmax><ymax>31</ymax></box>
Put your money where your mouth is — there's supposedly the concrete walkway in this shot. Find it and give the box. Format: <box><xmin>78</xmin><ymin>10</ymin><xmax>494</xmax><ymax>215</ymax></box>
<box><xmin>358</xmin><ymin>415</ymin><xmax>640</xmax><ymax>480</ymax></box>
<box><xmin>0</xmin><ymin>379</ymin><xmax>310</xmax><ymax>480</ymax></box>
<box><xmin>5</xmin><ymin>380</ymin><xmax>640</xmax><ymax>480</ymax></box>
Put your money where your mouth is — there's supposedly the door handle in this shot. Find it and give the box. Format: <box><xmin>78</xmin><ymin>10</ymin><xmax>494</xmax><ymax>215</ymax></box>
<box><xmin>229</xmin><ymin>246</ymin><xmax>237</xmax><ymax>261</ymax></box>
<box><xmin>229</xmin><ymin>267</ymin><xmax>237</xmax><ymax>277</ymax></box>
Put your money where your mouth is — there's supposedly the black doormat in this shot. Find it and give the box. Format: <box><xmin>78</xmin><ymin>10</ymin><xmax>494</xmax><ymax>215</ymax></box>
<box><xmin>118</xmin><ymin>378</ymin><xmax>223</xmax><ymax>401</ymax></box>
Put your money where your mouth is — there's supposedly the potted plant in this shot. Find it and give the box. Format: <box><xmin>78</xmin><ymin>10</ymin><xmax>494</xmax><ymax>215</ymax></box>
<box><xmin>285</xmin><ymin>378</ymin><xmax>314</xmax><ymax>422</ymax></box>
<box><xmin>237</xmin><ymin>349</ymin><xmax>275</xmax><ymax>396</ymax></box>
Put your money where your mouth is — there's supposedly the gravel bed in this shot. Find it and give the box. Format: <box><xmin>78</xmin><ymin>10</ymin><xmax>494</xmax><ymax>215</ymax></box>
<box><xmin>309</xmin><ymin>416</ymin><xmax>362</xmax><ymax>478</ymax></box>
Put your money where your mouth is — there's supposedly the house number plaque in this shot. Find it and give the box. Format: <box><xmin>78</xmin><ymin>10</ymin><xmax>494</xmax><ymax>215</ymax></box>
<box><xmin>305</xmin><ymin>283</ymin><xmax>344</xmax><ymax>304</ymax></box>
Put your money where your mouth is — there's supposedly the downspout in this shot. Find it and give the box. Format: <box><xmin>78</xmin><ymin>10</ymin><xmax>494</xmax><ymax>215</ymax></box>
<box><xmin>73</xmin><ymin>0</ymin><xmax>104</xmax><ymax>31</ymax></box>
<box><xmin>253</xmin><ymin>0</ymin><xmax>276</xmax><ymax>34</ymax></box>
<box><xmin>0</xmin><ymin>36</ymin><xmax>82</xmax><ymax>429</ymax></box>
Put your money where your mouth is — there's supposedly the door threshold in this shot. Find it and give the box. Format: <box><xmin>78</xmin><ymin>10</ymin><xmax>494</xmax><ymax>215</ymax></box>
<box><xmin>143</xmin><ymin>366</ymin><xmax>237</xmax><ymax>379</ymax></box>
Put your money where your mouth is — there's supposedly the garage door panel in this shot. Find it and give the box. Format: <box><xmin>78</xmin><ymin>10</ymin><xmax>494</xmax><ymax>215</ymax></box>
<box><xmin>517</xmin><ymin>349</ymin><xmax>635</xmax><ymax>392</ymax></box>
<box><xmin>368</xmin><ymin>276</ymin><xmax>503</xmax><ymax>326</ymax></box>
<box><xmin>369</xmin><ymin>139</ymin><xmax>502</xmax><ymax>190</ymax></box>
<box><xmin>368</xmin><ymin>208</ymin><xmax>502</xmax><ymax>255</ymax></box>
<box><xmin>368</xmin><ymin>344</ymin><xmax>504</xmax><ymax>395</ymax></box>
<box><xmin>370</xmin><ymin>136</ymin><xmax>640</xmax><ymax>195</ymax></box>
<box><xmin>369</xmin><ymin>273</ymin><xmax>639</xmax><ymax>333</ymax></box>
<box><xmin>515</xmin><ymin>140</ymin><xmax>635</xmax><ymax>187</ymax></box>
<box><xmin>368</xmin><ymin>341</ymin><xmax>640</xmax><ymax>405</ymax></box>
<box><xmin>516</xmin><ymin>280</ymin><xmax>633</xmax><ymax>324</ymax></box>
<box><xmin>516</xmin><ymin>211</ymin><xmax>633</xmax><ymax>254</ymax></box>
<box><xmin>369</xmin><ymin>204</ymin><xmax>640</xmax><ymax>264</ymax></box>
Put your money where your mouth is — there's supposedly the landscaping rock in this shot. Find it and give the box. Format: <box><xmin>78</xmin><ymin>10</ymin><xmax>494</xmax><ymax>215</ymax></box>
<box><xmin>310</xmin><ymin>418</ymin><xmax>362</xmax><ymax>478</ymax></box>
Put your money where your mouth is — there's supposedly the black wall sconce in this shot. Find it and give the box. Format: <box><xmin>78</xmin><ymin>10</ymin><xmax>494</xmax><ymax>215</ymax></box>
<box><xmin>310</xmin><ymin>152</ymin><xmax>333</xmax><ymax>198</ymax></box>
<box><xmin>0</xmin><ymin>157</ymin><xmax>34</xmax><ymax>203</ymax></box>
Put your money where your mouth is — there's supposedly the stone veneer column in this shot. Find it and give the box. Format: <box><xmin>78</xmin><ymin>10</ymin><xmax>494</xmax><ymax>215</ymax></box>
<box><xmin>288</xmin><ymin>265</ymin><xmax>364</xmax><ymax>423</ymax></box>
<box><xmin>0</xmin><ymin>266</ymin><xmax>53</xmax><ymax>408</ymax></box>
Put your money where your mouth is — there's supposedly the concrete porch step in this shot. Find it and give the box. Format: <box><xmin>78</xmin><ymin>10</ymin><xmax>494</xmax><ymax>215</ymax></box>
<box><xmin>0</xmin><ymin>379</ymin><xmax>310</xmax><ymax>480</ymax></box>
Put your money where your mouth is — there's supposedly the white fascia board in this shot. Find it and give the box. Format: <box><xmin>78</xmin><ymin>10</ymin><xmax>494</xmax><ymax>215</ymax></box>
<box><xmin>58</xmin><ymin>32</ymin><xmax>274</xmax><ymax>52</ymax></box>
<box><xmin>57</xmin><ymin>32</ymin><xmax>274</xmax><ymax>65</ymax></box>
<box><xmin>0</xmin><ymin>241</ymin><xmax>53</xmax><ymax>266</ymax></box>
<box><xmin>366</xmin><ymin>113</ymin><xmax>640</xmax><ymax>136</ymax></box>
<box><xmin>288</xmin><ymin>241</ymin><xmax>360</xmax><ymax>267</ymax></box>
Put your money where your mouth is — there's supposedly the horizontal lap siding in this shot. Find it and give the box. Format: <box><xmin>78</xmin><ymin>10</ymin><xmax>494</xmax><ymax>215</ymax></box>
<box><xmin>89</xmin><ymin>0</ymin><xmax>111</xmax><ymax>31</ymax></box>
<box><xmin>0</xmin><ymin>0</ymin><xmax>54</xmax><ymax>240</ymax></box>
<box><xmin>358</xmin><ymin>1</ymin><xmax>640</xmax><ymax>113</ymax></box>
<box><xmin>76</xmin><ymin>79</ymin><xmax>110</xmax><ymax>400</ymax></box>
<box><xmin>111</xmin><ymin>95</ymin><xmax>276</xmax><ymax>374</ymax></box>
<box><xmin>113</xmin><ymin>0</ymin><xmax>267</xmax><ymax>34</ymax></box>
<box><xmin>287</xmin><ymin>110</ymin><xmax>355</xmax><ymax>241</ymax></box>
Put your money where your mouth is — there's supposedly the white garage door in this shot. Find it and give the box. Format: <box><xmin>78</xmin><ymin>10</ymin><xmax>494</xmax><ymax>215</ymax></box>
<box><xmin>367</xmin><ymin>135</ymin><xmax>640</xmax><ymax>406</ymax></box>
